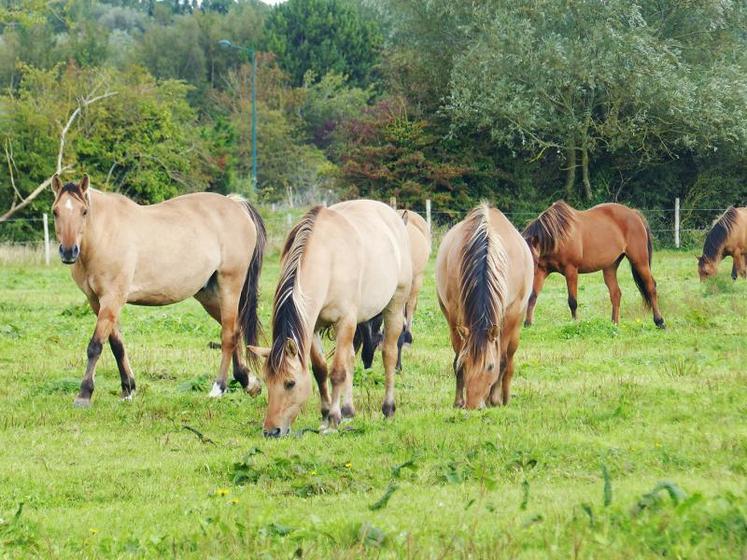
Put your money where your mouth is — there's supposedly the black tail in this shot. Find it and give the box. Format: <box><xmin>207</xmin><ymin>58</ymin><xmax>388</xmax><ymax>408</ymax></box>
<box><xmin>237</xmin><ymin>200</ymin><xmax>266</xmax><ymax>365</ymax></box>
<box><xmin>630</xmin><ymin>216</ymin><xmax>654</xmax><ymax>309</ymax></box>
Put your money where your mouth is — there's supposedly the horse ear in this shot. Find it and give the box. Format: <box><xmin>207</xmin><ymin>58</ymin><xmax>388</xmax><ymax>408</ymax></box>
<box><xmin>488</xmin><ymin>325</ymin><xmax>500</xmax><ymax>342</ymax></box>
<box><xmin>79</xmin><ymin>174</ymin><xmax>90</xmax><ymax>194</ymax></box>
<box><xmin>51</xmin><ymin>174</ymin><xmax>63</xmax><ymax>197</ymax></box>
<box><xmin>401</xmin><ymin>210</ymin><xmax>409</xmax><ymax>225</ymax></box>
<box><xmin>248</xmin><ymin>345</ymin><xmax>270</xmax><ymax>359</ymax></box>
<box><xmin>456</xmin><ymin>325</ymin><xmax>469</xmax><ymax>341</ymax></box>
<box><xmin>285</xmin><ymin>338</ymin><xmax>299</xmax><ymax>358</ymax></box>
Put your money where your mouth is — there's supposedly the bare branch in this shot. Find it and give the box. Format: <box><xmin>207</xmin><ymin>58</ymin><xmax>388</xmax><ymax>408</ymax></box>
<box><xmin>4</xmin><ymin>140</ymin><xmax>21</xmax><ymax>202</ymax></box>
<box><xmin>1</xmin><ymin>89</ymin><xmax>117</xmax><ymax>223</ymax></box>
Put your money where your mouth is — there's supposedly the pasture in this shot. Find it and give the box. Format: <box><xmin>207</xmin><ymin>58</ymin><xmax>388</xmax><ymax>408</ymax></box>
<box><xmin>0</xmin><ymin>245</ymin><xmax>745</xmax><ymax>558</ymax></box>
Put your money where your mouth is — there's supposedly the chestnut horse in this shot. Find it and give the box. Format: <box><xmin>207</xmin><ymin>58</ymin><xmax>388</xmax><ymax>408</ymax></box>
<box><xmin>523</xmin><ymin>201</ymin><xmax>664</xmax><ymax>328</ymax></box>
<box><xmin>436</xmin><ymin>204</ymin><xmax>533</xmax><ymax>409</ymax></box>
<box><xmin>697</xmin><ymin>206</ymin><xmax>747</xmax><ymax>281</ymax></box>
<box><xmin>249</xmin><ymin>200</ymin><xmax>411</xmax><ymax>437</ymax></box>
<box><xmin>50</xmin><ymin>175</ymin><xmax>266</xmax><ymax>406</ymax></box>
<box><xmin>354</xmin><ymin>209</ymin><xmax>432</xmax><ymax>370</ymax></box>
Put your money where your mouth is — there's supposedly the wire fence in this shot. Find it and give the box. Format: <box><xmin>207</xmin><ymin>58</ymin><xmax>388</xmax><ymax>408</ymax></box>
<box><xmin>0</xmin><ymin>199</ymin><xmax>737</xmax><ymax>264</ymax></box>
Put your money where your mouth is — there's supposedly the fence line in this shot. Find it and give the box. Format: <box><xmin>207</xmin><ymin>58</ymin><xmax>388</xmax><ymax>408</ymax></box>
<box><xmin>1</xmin><ymin>201</ymin><xmax>741</xmax><ymax>258</ymax></box>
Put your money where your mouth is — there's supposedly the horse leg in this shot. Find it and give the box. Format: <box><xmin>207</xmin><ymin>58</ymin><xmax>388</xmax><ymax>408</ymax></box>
<box><xmin>326</xmin><ymin>318</ymin><xmax>356</xmax><ymax>430</ymax></box>
<box><xmin>381</xmin><ymin>304</ymin><xmax>406</xmax><ymax>418</ymax></box>
<box><xmin>734</xmin><ymin>252</ymin><xmax>746</xmax><ymax>279</ymax></box>
<box><xmin>630</xmin><ymin>258</ymin><xmax>665</xmax><ymax>328</ymax></box>
<box><xmin>453</xmin><ymin>354</ymin><xmax>465</xmax><ymax>408</ymax></box>
<box><xmin>395</xmin><ymin>326</ymin><xmax>406</xmax><ymax>372</ymax></box>
<box><xmin>74</xmin><ymin>296</ymin><xmax>123</xmax><ymax>407</ymax></box>
<box><xmin>499</xmin><ymin>322</ymin><xmax>522</xmax><ymax>406</ymax></box>
<box><xmin>524</xmin><ymin>268</ymin><xmax>547</xmax><ymax>326</ymax></box>
<box><xmin>310</xmin><ymin>334</ymin><xmax>332</xmax><ymax>421</ymax></box>
<box><xmin>211</xmin><ymin>272</ymin><xmax>260</xmax><ymax>398</ymax></box>
<box><xmin>109</xmin><ymin>324</ymin><xmax>136</xmax><ymax>399</ymax></box>
<box><xmin>603</xmin><ymin>265</ymin><xmax>622</xmax><ymax>324</ymax></box>
<box><xmin>564</xmin><ymin>266</ymin><xmax>579</xmax><ymax>320</ymax></box>
<box><xmin>359</xmin><ymin>320</ymin><xmax>377</xmax><ymax>370</ymax></box>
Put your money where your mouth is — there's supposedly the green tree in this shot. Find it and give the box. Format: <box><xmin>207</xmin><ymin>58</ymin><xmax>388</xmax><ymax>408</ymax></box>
<box><xmin>264</xmin><ymin>0</ymin><xmax>382</xmax><ymax>87</ymax></box>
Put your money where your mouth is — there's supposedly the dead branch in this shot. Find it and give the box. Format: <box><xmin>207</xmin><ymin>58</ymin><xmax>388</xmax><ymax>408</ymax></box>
<box><xmin>0</xmin><ymin>89</ymin><xmax>117</xmax><ymax>224</ymax></box>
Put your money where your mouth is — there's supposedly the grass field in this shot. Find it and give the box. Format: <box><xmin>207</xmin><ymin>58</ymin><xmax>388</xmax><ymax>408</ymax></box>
<box><xmin>0</xmin><ymin>247</ymin><xmax>745</xmax><ymax>558</ymax></box>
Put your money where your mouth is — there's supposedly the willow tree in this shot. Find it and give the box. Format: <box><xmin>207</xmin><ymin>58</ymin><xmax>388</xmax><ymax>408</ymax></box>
<box><xmin>442</xmin><ymin>0</ymin><xmax>746</xmax><ymax>201</ymax></box>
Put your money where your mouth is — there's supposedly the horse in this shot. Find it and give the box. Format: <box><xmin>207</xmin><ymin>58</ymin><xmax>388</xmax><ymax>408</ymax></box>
<box><xmin>522</xmin><ymin>201</ymin><xmax>664</xmax><ymax>328</ymax></box>
<box><xmin>50</xmin><ymin>175</ymin><xmax>266</xmax><ymax>407</ymax></box>
<box><xmin>248</xmin><ymin>200</ymin><xmax>412</xmax><ymax>437</ymax></box>
<box><xmin>697</xmin><ymin>206</ymin><xmax>747</xmax><ymax>281</ymax></box>
<box><xmin>353</xmin><ymin>209</ymin><xmax>432</xmax><ymax>370</ymax></box>
<box><xmin>436</xmin><ymin>204</ymin><xmax>533</xmax><ymax>409</ymax></box>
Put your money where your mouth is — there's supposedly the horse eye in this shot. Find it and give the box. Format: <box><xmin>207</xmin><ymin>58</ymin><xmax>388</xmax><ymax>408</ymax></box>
<box><xmin>284</xmin><ymin>380</ymin><xmax>296</xmax><ymax>390</ymax></box>
<box><xmin>487</xmin><ymin>364</ymin><xmax>495</xmax><ymax>372</ymax></box>
<box><xmin>82</xmin><ymin>209</ymin><xmax>88</xmax><ymax>216</ymax></box>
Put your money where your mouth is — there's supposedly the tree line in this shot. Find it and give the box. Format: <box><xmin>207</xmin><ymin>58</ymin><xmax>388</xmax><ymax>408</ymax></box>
<box><xmin>1</xmin><ymin>0</ymin><xmax>745</xmax><ymax>240</ymax></box>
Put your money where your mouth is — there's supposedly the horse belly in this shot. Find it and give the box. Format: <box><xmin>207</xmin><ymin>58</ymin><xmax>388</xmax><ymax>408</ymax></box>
<box><xmin>127</xmin><ymin>252</ymin><xmax>218</xmax><ymax>305</ymax></box>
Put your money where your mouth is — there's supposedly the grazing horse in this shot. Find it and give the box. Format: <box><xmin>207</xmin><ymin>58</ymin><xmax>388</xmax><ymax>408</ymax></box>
<box><xmin>436</xmin><ymin>204</ymin><xmax>533</xmax><ymax>409</ymax></box>
<box><xmin>354</xmin><ymin>209</ymin><xmax>432</xmax><ymax>370</ymax></box>
<box><xmin>523</xmin><ymin>201</ymin><xmax>664</xmax><ymax>328</ymax></box>
<box><xmin>50</xmin><ymin>175</ymin><xmax>266</xmax><ymax>406</ymax></box>
<box><xmin>697</xmin><ymin>206</ymin><xmax>747</xmax><ymax>281</ymax></box>
<box><xmin>249</xmin><ymin>200</ymin><xmax>411</xmax><ymax>437</ymax></box>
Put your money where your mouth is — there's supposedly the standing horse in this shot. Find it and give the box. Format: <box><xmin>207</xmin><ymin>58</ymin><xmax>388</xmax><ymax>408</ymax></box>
<box><xmin>436</xmin><ymin>204</ymin><xmax>533</xmax><ymax>409</ymax></box>
<box><xmin>697</xmin><ymin>206</ymin><xmax>747</xmax><ymax>281</ymax></box>
<box><xmin>354</xmin><ymin>209</ymin><xmax>432</xmax><ymax>370</ymax></box>
<box><xmin>523</xmin><ymin>201</ymin><xmax>664</xmax><ymax>328</ymax></box>
<box><xmin>249</xmin><ymin>200</ymin><xmax>411</xmax><ymax>437</ymax></box>
<box><xmin>50</xmin><ymin>175</ymin><xmax>266</xmax><ymax>406</ymax></box>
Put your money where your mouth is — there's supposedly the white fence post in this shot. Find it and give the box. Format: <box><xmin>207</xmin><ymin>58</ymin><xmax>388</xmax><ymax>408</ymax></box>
<box><xmin>674</xmin><ymin>197</ymin><xmax>680</xmax><ymax>249</ymax></box>
<box><xmin>426</xmin><ymin>199</ymin><xmax>432</xmax><ymax>231</ymax></box>
<box><xmin>43</xmin><ymin>213</ymin><xmax>50</xmax><ymax>265</ymax></box>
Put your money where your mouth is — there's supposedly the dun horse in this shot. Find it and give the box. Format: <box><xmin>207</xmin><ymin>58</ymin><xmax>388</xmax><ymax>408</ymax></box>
<box><xmin>436</xmin><ymin>204</ymin><xmax>533</xmax><ymax>409</ymax></box>
<box><xmin>697</xmin><ymin>206</ymin><xmax>747</xmax><ymax>281</ymax></box>
<box><xmin>50</xmin><ymin>175</ymin><xmax>266</xmax><ymax>406</ymax></box>
<box><xmin>249</xmin><ymin>200</ymin><xmax>411</xmax><ymax>437</ymax></box>
<box><xmin>354</xmin><ymin>209</ymin><xmax>431</xmax><ymax>370</ymax></box>
<box><xmin>523</xmin><ymin>201</ymin><xmax>664</xmax><ymax>328</ymax></box>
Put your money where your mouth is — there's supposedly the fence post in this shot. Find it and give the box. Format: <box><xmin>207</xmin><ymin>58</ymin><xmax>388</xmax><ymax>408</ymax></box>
<box><xmin>43</xmin><ymin>213</ymin><xmax>50</xmax><ymax>266</ymax></box>
<box><xmin>389</xmin><ymin>196</ymin><xmax>397</xmax><ymax>210</ymax></box>
<box><xmin>286</xmin><ymin>212</ymin><xmax>292</xmax><ymax>228</ymax></box>
<box><xmin>425</xmin><ymin>199</ymin><xmax>432</xmax><ymax>231</ymax></box>
<box><xmin>674</xmin><ymin>197</ymin><xmax>680</xmax><ymax>249</ymax></box>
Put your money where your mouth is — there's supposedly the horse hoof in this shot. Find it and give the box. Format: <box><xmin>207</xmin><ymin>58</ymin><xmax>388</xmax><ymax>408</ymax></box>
<box><xmin>208</xmin><ymin>383</ymin><xmax>225</xmax><ymax>398</ymax></box>
<box><xmin>73</xmin><ymin>398</ymin><xmax>91</xmax><ymax>408</ymax></box>
<box><xmin>523</xmin><ymin>320</ymin><xmax>532</xmax><ymax>328</ymax></box>
<box><xmin>320</xmin><ymin>426</ymin><xmax>338</xmax><ymax>435</ymax></box>
<box><xmin>655</xmin><ymin>317</ymin><xmax>666</xmax><ymax>329</ymax></box>
<box><xmin>381</xmin><ymin>401</ymin><xmax>396</xmax><ymax>418</ymax></box>
<box><xmin>341</xmin><ymin>404</ymin><xmax>356</xmax><ymax>419</ymax></box>
<box><xmin>245</xmin><ymin>379</ymin><xmax>261</xmax><ymax>397</ymax></box>
<box><xmin>326</xmin><ymin>409</ymin><xmax>342</xmax><ymax>429</ymax></box>
<box><xmin>121</xmin><ymin>391</ymin><xmax>135</xmax><ymax>402</ymax></box>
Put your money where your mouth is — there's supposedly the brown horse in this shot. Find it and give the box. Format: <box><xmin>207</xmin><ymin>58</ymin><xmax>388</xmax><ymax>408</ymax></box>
<box><xmin>249</xmin><ymin>200</ymin><xmax>411</xmax><ymax>437</ymax></box>
<box><xmin>354</xmin><ymin>209</ymin><xmax>432</xmax><ymax>370</ymax></box>
<box><xmin>50</xmin><ymin>175</ymin><xmax>266</xmax><ymax>406</ymax></box>
<box><xmin>523</xmin><ymin>201</ymin><xmax>664</xmax><ymax>328</ymax></box>
<box><xmin>697</xmin><ymin>206</ymin><xmax>747</xmax><ymax>281</ymax></box>
<box><xmin>436</xmin><ymin>204</ymin><xmax>533</xmax><ymax>409</ymax></box>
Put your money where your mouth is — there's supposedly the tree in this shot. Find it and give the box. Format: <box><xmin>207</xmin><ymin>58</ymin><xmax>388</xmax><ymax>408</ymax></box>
<box><xmin>264</xmin><ymin>0</ymin><xmax>382</xmax><ymax>87</ymax></box>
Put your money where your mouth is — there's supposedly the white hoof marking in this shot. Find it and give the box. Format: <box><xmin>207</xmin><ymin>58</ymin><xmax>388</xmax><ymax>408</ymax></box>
<box><xmin>208</xmin><ymin>383</ymin><xmax>224</xmax><ymax>398</ymax></box>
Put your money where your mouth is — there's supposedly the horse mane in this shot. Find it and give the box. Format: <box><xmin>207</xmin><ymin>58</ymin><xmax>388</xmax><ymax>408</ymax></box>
<box><xmin>268</xmin><ymin>205</ymin><xmax>323</xmax><ymax>378</ymax></box>
<box><xmin>702</xmin><ymin>206</ymin><xmax>738</xmax><ymax>261</ymax></box>
<box><xmin>458</xmin><ymin>204</ymin><xmax>508</xmax><ymax>371</ymax></box>
<box><xmin>522</xmin><ymin>200</ymin><xmax>577</xmax><ymax>256</ymax></box>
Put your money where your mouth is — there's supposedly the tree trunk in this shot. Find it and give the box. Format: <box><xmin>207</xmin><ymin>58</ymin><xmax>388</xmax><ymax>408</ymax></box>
<box><xmin>564</xmin><ymin>140</ymin><xmax>577</xmax><ymax>199</ymax></box>
<box><xmin>581</xmin><ymin>142</ymin><xmax>592</xmax><ymax>200</ymax></box>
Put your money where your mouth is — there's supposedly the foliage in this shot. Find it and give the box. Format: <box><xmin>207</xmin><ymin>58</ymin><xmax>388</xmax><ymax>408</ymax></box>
<box><xmin>264</xmin><ymin>0</ymin><xmax>383</xmax><ymax>87</ymax></box>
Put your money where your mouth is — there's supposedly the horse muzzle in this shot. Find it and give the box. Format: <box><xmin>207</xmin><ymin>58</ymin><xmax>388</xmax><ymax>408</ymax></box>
<box><xmin>59</xmin><ymin>244</ymin><xmax>80</xmax><ymax>264</ymax></box>
<box><xmin>263</xmin><ymin>426</ymin><xmax>289</xmax><ymax>438</ymax></box>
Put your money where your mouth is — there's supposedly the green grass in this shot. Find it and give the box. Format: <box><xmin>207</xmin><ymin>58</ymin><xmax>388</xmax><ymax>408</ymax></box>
<box><xmin>0</xmin><ymin>250</ymin><xmax>745</xmax><ymax>558</ymax></box>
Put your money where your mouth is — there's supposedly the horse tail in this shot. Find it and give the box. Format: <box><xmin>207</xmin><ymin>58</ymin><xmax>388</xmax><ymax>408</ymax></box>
<box><xmin>236</xmin><ymin>198</ymin><xmax>267</xmax><ymax>362</ymax></box>
<box><xmin>630</xmin><ymin>211</ymin><xmax>654</xmax><ymax>309</ymax></box>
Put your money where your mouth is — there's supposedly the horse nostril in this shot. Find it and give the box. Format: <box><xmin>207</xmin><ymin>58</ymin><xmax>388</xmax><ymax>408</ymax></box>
<box><xmin>58</xmin><ymin>245</ymin><xmax>64</xmax><ymax>256</ymax></box>
<box><xmin>263</xmin><ymin>427</ymin><xmax>282</xmax><ymax>438</ymax></box>
<box><xmin>72</xmin><ymin>245</ymin><xmax>80</xmax><ymax>258</ymax></box>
